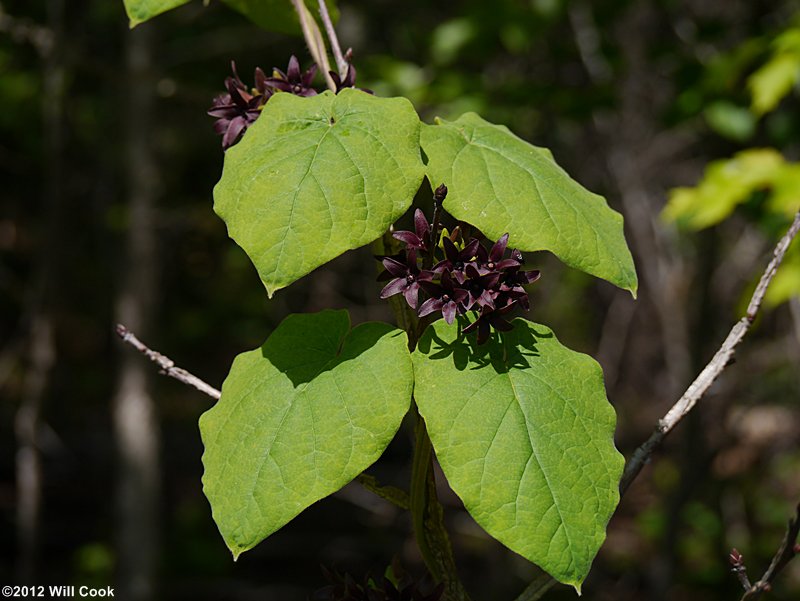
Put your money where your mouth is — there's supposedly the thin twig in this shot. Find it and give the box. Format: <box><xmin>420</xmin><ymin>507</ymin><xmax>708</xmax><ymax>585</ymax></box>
<box><xmin>317</xmin><ymin>0</ymin><xmax>347</xmax><ymax>78</ymax></box>
<box><xmin>738</xmin><ymin>503</ymin><xmax>800</xmax><ymax>601</ymax></box>
<box><xmin>115</xmin><ymin>324</ymin><xmax>221</xmax><ymax>400</ymax></box>
<box><xmin>515</xmin><ymin>210</ymin><xmax>800</xmax><ymax>601</ymax></box>
<box><xmin>290</xmin><ymin>0</ymin><xmax>336</xmax><ymax>92</ymax></box>
<box><xmin>619</xmin><ymin>209</ymin><xmax>800</xmax><ymax>494</ymax></box>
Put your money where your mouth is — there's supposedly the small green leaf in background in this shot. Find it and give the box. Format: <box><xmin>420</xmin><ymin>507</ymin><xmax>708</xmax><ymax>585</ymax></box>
<box><xmin>663</xmin><ymin>148</ymin><xmax>799</xmax><ymax>229</ymax></box>
<box><xmin>420</xmin><ymin>113</ymin><xmax>638</xmax><ymax>296</ymax></box>
<box><xmin>412</xmin><ymin>317</ymin><xmax>624</xmax><ymax>590</ymax></box>
<box><xmin>704</xmin><ymin>101</ymin><xmax>756</xmax><ymax>142</ymax></box>
<box><xmin>214</xmin><ymin>89</ymin><xmax>425</xmax><ymax>297</ymax></box>
<box><xmin>748</xmin><ymin>27</ymin><xmax>800</xmax><ymax>116</ymax></box>
<box><xmin>221</xmin><ymin>0</ymin><xmax>338</xmax><ymax>35</ymax></box>
<box><xmin>200</xmin><ymin>310</ymin><xmax>413</xmax><ymax>558</ymax></box>
<box><xmin>123</xmin><ymin>0</ymin><xmax>192</xmax><ymax>27</ymax></box>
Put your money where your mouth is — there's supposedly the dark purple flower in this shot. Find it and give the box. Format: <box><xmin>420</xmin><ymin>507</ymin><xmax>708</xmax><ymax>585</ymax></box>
<box><xmin>463</xmin><ymin>300</ymin><xmax>518</xmax><ymax>345</ymax></box>
<box><xmin>418</xmin><ymin>271</ymin><xmax>469</xmax><ymax>324</ymax></box>
<box><xmin>208</xmin><ymin>62</ymin><xmax>273</xmax><ymax>149</ymax></box>
<box><xmin>265</xmin><ymin>55</ymin><xmax>318</xmax><ymax>97</ymax></box>
<box><xmin>376</xmin><ymin>206</ymin><xmax>541</xmax><ymax>344</ymax></box>
<box><xmin>392</xmin><ymin>209</ymin><xmax>431</xmax><ymax>251</ymax></box>
<box><xmin>461</xmin><ymin>264</ymin><xmax>501</xmax><ymax>310</ymax></box>
<box><xmin>378</xmin><ymin>250</ymin><xmax>434</xmax><ymax>309</ymax></box>
<box><xmin>434</xmin><ymin>237</ymin><xmax>481</xmax><ymax>282</ymax></box>
<box><xmin>330</xmin><ymin>63</ymin><xmax>373</xmax><ymax>95</ymax></box>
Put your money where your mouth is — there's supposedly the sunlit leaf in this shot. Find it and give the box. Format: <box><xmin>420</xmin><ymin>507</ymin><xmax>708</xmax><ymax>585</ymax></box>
<box><xmin>413</xmin><ymin>317</ymin><xmax>623</xmax><ymax>590</ymax></box>
<box><xmin>214</xmin><ymin>89</ymin><xmax>424</xmax><ymax>297</ymax></box>
<box><xmin>200</xmin><ymin>310</ymin><xmax>413</xmax><ymax>557</ymax></box>
<box><xmin>421</xmin><ymin>113</ymin><xmax>637</xmax><ymax>296</ymax></box>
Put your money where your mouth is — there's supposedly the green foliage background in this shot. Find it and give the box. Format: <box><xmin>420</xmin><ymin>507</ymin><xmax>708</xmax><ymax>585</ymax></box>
<box><xmin>2</xmin><ymin>0</ymin><xmax>800</xmax><ymax>599</ymax></box>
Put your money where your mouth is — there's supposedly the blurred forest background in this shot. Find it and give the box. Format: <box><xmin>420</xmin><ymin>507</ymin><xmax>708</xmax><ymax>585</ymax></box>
<box><xmin>2</xmin><ymin>0</ymin><xmax>800</xmax><ymax>599</ymax></box>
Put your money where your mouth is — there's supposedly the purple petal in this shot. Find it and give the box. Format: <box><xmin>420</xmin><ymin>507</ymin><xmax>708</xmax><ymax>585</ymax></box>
<box><xmin>442</xmin><ymin>301</ymin><xmax>457</xmax><ymax>324</ymax></box>
<box><xmin>382</xmin><ymin>257</ymin><xmax>409</xmax><ymax>278</ymax></box>
<box><xmin>442</xmin><ymin>237</ymin><xmax>459</xmax><ymax>262</ymax></box>
<box><xmin>495</xmin><ymin>258</ymin><xmax>521</xmax><ymax>270</ymax></box>
<box><xmin>222</xmin><ymin>117</ymin><xmax>247</xmax><ymax>149</ymax></box>
<box><xmin>380</xmin><ymin>278</ymin><xmax>407</xmax><ymax>299</ymax></box>
<box><xmin>393</xmin><ymin>231</ymin><xmax>424</xmax><ymax>248</ymax></box>
<box><xmin>461</xmin><ymin>238</ymin><xmax>480</xmax><ymax>260</ymax></box>
<box><xmin>287</xmin><ymin>55</ymin><xmax>301</xmax><ymax>80</ymax></box>
<box><xmin>418</xmin><ymin>297</ymin><xmax>444</xmax><ymax>318</ymax></box>
<box><xmin>490</xmin><ymin>234</ymin><xmax>509</xmax><ymax>262</ymax></box>
<box><xmin>521</xmin><ymin>270</ymin><xmax>541</xmax><ymax>284</ymax></box>
<box><xmin>414</xmin><ymin>209</ymin><xmax>429</xmax><ymax>240</ymax></box>
<box><xmin>403</xmin><ymin>282</ymin><xmax>420</xmax><ymax>308</ymax></box>
<box><xmin>302</xmin><ymin>64</ymin><xmax>318</xmax><ymax>87</ymax></box>
<box><xmin>212</xmin><ymin>118</ymin><xmax>230</xmax><ymax>135</ymax></box>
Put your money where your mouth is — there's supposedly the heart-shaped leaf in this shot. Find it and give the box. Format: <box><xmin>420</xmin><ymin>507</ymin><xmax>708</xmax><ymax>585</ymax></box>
<box><xmin>412</xmin><ymin>317</ymin><xmax>624</xmax><ymax>590</ymax></box>
<box><xmin>214</xmin><ymin>89</ymin><xmax>425</xmax><ymax>297</ymax></box>
<box><xmin>200</xmin><ymin>310</ymin><xmax>413</xmax><ymax>557</ymax></box>
<box><xmin>421</xmin><ymin>113</ymin><xmax>638</xmax><ymax>296</ymax></box>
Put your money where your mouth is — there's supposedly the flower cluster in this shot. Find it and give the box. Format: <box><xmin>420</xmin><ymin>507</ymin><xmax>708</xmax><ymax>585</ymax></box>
<box><xmin>209</xmin><ymin>55</ymin><xmax>366</xmax><ymax>149</ymax></box>
<box><xmin>378</xmin><ymin>185</ymin><xmax>541</xmax><ymax>344</ymax></box>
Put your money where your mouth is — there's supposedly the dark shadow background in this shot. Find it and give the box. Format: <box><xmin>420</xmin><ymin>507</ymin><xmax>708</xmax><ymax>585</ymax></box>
<box><xmin>2</xmin><ymin>0</ymin><xmax>800</xmax><ymax>599</ymax></box>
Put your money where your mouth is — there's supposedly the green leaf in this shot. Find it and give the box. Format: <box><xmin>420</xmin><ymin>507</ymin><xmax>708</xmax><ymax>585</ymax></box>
<box><xmin>123</xmin><ymin>0</ymin><xmax>192</xmax><ymax>27</ymax></box>
<box><xmin>748</xmin><ymin>52</ymin><xmax>800</xmax><ymax>116</ymax></box>
<box><xmin>420</xmin><ymin>113</ymin><xmax>637</xmax><ymax>296</ymax></box>
<box><xmin>704</xmin><ymin>101</ymin><xmax>756</xmax><ymax>142</ymax></box>
<box><xmin>412</xmin><ymin>318</ymin><xmax>624</xmax><ymax>590</ymax></box>
<box><xmin>663</xmin><ymin>148</ymin><xmax>787</xmax><ymax>229</ymax></box>
<box><xmin>200</xmin><ymin>310</ymin><xmax>413</xmax><ymax>558</ymax></box>
<box><xmin>214</xmin><ymin>89</ymin><xmax>424</xmax><ymax>297</ymax></box>
<box><xmin>221</xmin><ymin>0</ymin><xmax>338</xmax><ymax>35</ymax></box>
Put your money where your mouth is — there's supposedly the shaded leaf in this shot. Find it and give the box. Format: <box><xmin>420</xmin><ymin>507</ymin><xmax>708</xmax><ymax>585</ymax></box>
<box><xmin>421</xmin><ymin>113</ymin><xmax>637</xmax><ymax>296</ymax></box>
<box><xmin>200</xmin><ymin>310</ymin><xmax>413</xmax><ymax>557</ymax></box>
<box><xmin>214</xmin><ymin>89</ymin><xmax>424</xmax><ymax>297</ymax></box>
<box><xmin>221</xmin><ymin>0</ymin><xmax>338</xmax><ymax>35</ymax></box>
<box><xmin>123</xmin><ymin>0</ymin><xmax>192</xmax><ymax>27</ymax></box>
<box><xmin>412</xmin><ymin>317</ymin><xmax>623</xmax><ymax>590</ymax></box>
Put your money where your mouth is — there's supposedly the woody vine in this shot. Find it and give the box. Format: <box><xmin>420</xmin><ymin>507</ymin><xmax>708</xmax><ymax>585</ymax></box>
<box><xmin>118</xmin><ymin>1</ymin><xmax>800</xmax><ymax>599</ymax></box>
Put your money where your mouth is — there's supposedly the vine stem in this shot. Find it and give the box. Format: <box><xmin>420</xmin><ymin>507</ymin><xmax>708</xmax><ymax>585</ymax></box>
<box><xmin>409</xmin><ymin>407</ymin><xmax>437</xmax><ymax>574</ymax></box>
<box><xmin>317</xmin><ymin>0</ymin><xmax>347</xmax><ymax>78</ymax></box>
<box><xmin>290</xmin><ymin>0</ymin><xmax>336</xmax><ymax>92</ymax></box>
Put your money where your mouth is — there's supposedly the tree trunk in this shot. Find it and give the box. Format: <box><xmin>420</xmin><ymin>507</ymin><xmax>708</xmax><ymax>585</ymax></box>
<box><xmin>112</xmin><ymin>21</ymin><xmax>161</xmax><ymax>601</ymax></box>
<box><xmin>14</xmin><ymin>0</ymin><xmax>64</xmax><ymax>583</ymax></box>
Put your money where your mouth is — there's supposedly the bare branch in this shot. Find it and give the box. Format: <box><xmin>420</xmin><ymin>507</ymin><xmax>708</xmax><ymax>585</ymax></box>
<box><xmin>515</xmin><ymin>210</ymin><xmax>800</xmax><ymax>601</ymax></box>
<box><xmin>738</xmin><ymin>503</ymin><xmax>800</xmax><ymax>601</ymax></box>
<box><xmin>317</xmin><ymin>0</ymin><xmax>347</xmax><ymax>78</ymax></box>
<box><xmin>115</xmin><ymin>324</ymin><xmax>221</xmax><ymax>400</ymax></box>
<box><xmin>620</xmin><ymin>209</ymin><xmax>800</xmax><ymax>494</ymax></box>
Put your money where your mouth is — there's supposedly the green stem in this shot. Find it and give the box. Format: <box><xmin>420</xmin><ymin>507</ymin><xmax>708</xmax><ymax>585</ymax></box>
<box><xmin>376</xmin><ymin>227</ymin><xmax>470</xmax><ymax>600</ymax></box>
